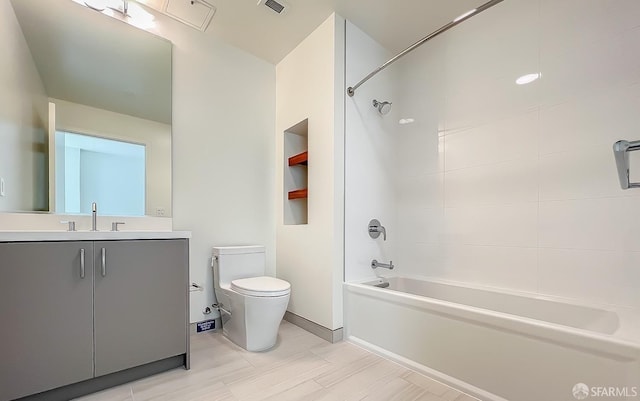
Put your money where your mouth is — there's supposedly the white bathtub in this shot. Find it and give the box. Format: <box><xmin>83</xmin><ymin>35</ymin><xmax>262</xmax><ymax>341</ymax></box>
<box><xmin>344</xmin><ymin>276</ymin><xmax>640</xmax><ymax>401</ymax></box>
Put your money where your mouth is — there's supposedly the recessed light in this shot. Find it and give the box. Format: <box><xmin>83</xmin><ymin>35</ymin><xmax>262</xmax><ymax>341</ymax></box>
<box><xmin>399</xmin><ymin>118</ymin><xmax>415</xmax><ymax>125</ymax></box>
<box><xmin>516</xmin><ymin>73</ymin><xmax>541</xmax><ymax>85</ymax></box>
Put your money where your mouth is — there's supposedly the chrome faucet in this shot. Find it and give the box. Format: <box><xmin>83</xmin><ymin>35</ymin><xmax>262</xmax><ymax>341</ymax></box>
<box><xmin>371</xmin><ymin>259</ymin><xmax>394</xmax><ymax>270</ymax></box>
<box><xmin>368</xmin><ymin>219</ymin><xmax>387</xmax><ymax>241</ymax></box>
<box><xmin>91</xmin><ymin>202</ymin><xmax>98</xmax><ymax>231</ymax></box>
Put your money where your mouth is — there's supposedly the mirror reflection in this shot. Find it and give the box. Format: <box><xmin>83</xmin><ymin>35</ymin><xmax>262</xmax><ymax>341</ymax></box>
<box><xmin>1</xmin><ymin>0</ymin><xmax>172</xmax><ymax>216</ymax></box>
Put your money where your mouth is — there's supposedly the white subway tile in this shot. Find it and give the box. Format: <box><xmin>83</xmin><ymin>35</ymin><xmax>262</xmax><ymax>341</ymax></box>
<box><xmin>444</xmin><ymin>75</ymin><xmax>540</xmax><ymax>132</ymax></box>
<box><xmin>623</xmin><ymin>27</ymin><xmax>640</xmax><ymax>84</ymax></box>
<box><xmin>394</xmin><ymin>243</ymin><xmax>446</xmax><ymax>278</ymax></box>
<box><xmin>539</xmin><ymin>146</ymin><xmax>632</xmax><ymax>201</ymax></box>
<box><xmin>441</xmin><ymin>0</ymin><xmax>540</xmax><ymax>131</ymax></box>
<box><xmin>396</xmin><ymin>132</ymin><xmax>444</xmax><ymax>176</ymax></box>
<box><xmin>397</xmin><ymin>208</ymin><xmax>445</xmax><ymax>245</ymax></box>
<box><xmin>446</xmin><ymin>0</ymin><xmax>539</xmax><ymax>59</ymax></box>
<box><xmin>444</xmin><ymin>111</ymin><xmax>539</xmax><ymax>171</ymax></box>
<box><xmin>539</xmin><ymin>33</ymin><xmax>637</xmax><ymax>107</ymax></box>
<box><xmin>540</xmin><ymin>0</ymin><xmax>640</xmax><ymax>60</ymax></box>
<box><xmin>539</xmin><ymin>84</ymin><xmax>640</xmax><ymax>155</ymax></box>
<box><xmin>539</xmin><ymin>197</ymin><xmax>640</xmax><ymax>251</ymax></box>
<box><xmin>395</xmin><ymin>173</ymin><xmax>444</xmax><ymax>211</ymax></box>
<box><xmin>395</xmin><ymin>43</ymin><xmax>446</xmax><ymax>134</ymax></box>
<box><xmin>438</xmin><ymin>245</ymin><xmax>538</xmax><ymax>292</ymax></box>
<box><xmin>444</xmin><ymin>159</ymin><xmax>539</xmax><ymax>208</ymax></box>
<box><xmin>443</xmin><ymin>203</ymin><xmax>538</xmax><ymax>247</ymax></box>
<box><xmin>539</xmin><ymin>248</ymin><xmax>640</xmax><ymax>308</ymax></box>
<box><xmin>444</xmin><ymin>0</ymin><xmax>539</xmax><ymax>97</ymax></box>
<box><xmin>444</xmin><ymin>40</ymin><xmax>539</xmax><ymax>103</ymax></box>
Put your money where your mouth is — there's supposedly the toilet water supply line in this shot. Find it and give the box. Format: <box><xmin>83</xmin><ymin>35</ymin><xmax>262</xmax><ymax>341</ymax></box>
<box><xmin>214</xmin><ymin>303</ymin><xmax>231</xmax><ymax>317</ymax></box>
<box><xmin>211</xmin><ymin>255</ymin><xmax>232</xmax><ymax>318</ymax></box>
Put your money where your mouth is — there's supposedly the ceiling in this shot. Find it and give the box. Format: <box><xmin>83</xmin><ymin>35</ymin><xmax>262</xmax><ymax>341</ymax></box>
<box><xmin>9</xmin><ymin>0</ymin><xmax>493</xmax><ymax>120</ymax></box>
<box><xmin>160</xmin><ymin>0</ymin><xmax>489</xmax><ymax>64</ymax></box>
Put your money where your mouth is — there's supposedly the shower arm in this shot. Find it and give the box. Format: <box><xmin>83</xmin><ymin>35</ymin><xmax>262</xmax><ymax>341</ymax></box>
<box><xmin>346</xmin><ymin>0</ymin><xmax>505</xmax><ymax>97</ymax></box>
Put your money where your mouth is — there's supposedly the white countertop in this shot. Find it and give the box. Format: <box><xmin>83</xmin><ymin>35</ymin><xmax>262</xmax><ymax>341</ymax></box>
<box><xmin>0</xmin><ymin>231</ymin><xmax>191</xmax><ymax>242</ymax></box>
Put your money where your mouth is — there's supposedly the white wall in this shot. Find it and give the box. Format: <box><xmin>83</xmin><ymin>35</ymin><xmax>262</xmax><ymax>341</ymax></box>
<box><xmin>346</xmin><ymin>0</ymin><xmax>640</xmax><ymax>312</ymax></box>
<box><xmin>276</xmin><ymin>14</ymin><xmax>345</xmax><ymax>330</ymax></box>
<box><xmin>156</xmin><ymin>15</ymin><xmax>276</xmax><ymax>323</ymax></box>
<box><xmin>0</xmin><ymin>1</ymin><xmax>48</xmax><ymax>212</ymax></box>
<box><xmin>0</xmin><ymin>7</ymin><xmax>277</xmax><ymax>324</ymax></box>
<box><xmin>344</xmin><ymin>22</ymin><xmax>397</xmax><ymax>283</ymax></box>
<box><xmin>53</xmin><ymin>99</ymin><xmax>171</xmax><ymax>217</ymax></box>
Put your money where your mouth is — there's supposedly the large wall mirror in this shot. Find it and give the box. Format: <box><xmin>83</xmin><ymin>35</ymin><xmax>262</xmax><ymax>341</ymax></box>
<box><xmin>1</xmin><ymin>0</ymin><xmax>172</xmax><ymax>217</ymax></box>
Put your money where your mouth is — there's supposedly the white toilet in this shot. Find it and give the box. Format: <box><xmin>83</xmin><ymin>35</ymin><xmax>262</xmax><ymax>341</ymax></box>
<box><xmin>212</xmin><ymin>245</ymin><xmax>290</xmax><ymax>352</ymax></box>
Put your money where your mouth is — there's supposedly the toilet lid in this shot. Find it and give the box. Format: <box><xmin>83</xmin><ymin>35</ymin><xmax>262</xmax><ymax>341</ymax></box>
<box><xmin>231</xmin><ymin>276</ymin><xmax>291</xmax><ymax>297</ymax></box>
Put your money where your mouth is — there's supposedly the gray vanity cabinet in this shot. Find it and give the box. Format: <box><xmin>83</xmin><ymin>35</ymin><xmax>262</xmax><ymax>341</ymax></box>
<box><xmin>0</xmin><ymin>239</ymin><xmax>189</xmax><ymax>401</ymax></box>
<box><xmin>94</xmin><ymin>240</ymin><xmax>188</xmax><ymax>376</ymax></box>
<box><xmin>0</xmin><ymin>242</ymin><xmax>94</xmax><ymax>401</ymax></box>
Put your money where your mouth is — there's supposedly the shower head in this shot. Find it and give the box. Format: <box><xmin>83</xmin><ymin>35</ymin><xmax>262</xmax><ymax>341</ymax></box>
<box><xmin>372</xmin><ymin>99</ymin><xmax>392</xmax><ymax>115</ymax></box>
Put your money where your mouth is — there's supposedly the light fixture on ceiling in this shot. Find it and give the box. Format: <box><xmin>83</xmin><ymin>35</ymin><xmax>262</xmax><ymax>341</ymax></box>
<box><xmin>516</xmin><ymin>73</ymin><xmax>541</xmax><ymax>85</ymax></box>
<box><xmin>74</xmin><ymin>0</ymin><xmax>157</xmax><ymax>30</ymax></box>
<box><xmin>110</xmin><ymin>0</ymin><xmax>217</xmax><ymax>32</ymax></box>
<box><xmin>124</xmin><ymin>2</ymin><xmax>156</xmax><ymax>29</ymax></box>
<box><xmin>399</xmin><ymin>118</ymin><xmax>415</xmax><ymax>125</ymax></box>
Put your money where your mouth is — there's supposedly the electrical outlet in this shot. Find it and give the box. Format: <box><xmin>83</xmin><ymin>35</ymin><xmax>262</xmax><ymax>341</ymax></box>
<box><xmin>0</xmin><ymin>177</ymin><xmax>5</xmax><ymax>197</ymax></box>
<box><xmin>155</xmin><ymin>207</ymin><xmax>165</xmax><ymax>216</ymax></box>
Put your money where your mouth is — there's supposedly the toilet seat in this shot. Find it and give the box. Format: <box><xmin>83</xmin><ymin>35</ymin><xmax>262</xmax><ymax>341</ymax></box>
<box><xmin>231</xmin><ymin>276</ymin><xmax>291</xmax><ymax>297</ymax></box>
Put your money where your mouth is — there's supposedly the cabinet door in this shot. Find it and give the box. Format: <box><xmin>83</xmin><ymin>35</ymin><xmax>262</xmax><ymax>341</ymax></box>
<box><xmin>94</xmin><ymin>240</ymin><xmax>188</xmax><ymax>376</ymax></box>
<box><xmin>0</xmin><ymin>242</ymin><xmax>94</xmax><ymax>400</ymax></box>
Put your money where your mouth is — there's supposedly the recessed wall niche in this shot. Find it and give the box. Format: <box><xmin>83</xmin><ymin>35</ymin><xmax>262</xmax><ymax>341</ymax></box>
<box><xmin>283</xmin><ymin>119</ymin><xmax>308</xmax><ymax>225</ymax></box>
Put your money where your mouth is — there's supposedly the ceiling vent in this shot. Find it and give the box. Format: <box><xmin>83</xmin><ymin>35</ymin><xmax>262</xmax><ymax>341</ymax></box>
<box><xmin>257</xmin><ymin>0</ymin><xmax>289</xmax><ymax>15</ymax></box>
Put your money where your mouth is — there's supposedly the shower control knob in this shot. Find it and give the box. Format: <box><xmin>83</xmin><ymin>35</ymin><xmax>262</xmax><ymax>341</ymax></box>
<box><xmin>368</xmin><ymin>219</ymin><xmax>387</xmax><ymax>241</ymax></box>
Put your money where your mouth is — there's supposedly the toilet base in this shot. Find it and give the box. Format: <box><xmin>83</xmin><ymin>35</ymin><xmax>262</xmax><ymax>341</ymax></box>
<box><xmin>222</xmin><ymin>291</ymin><xmax>290</xmax><ymax>352</ymax></box>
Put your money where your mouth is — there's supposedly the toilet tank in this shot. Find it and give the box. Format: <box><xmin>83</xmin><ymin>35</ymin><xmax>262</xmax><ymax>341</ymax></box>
<box><xmin>213</xmin><ymin>246</ymin><xmax>265</xmax><ymax>288</ymax></box>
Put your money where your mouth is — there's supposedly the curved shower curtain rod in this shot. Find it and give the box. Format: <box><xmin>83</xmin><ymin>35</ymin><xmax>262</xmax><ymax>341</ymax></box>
<box><xmin>346</xmin><ymin>0</ymin><xmax>505</xmax><ymax>97</ymax></box>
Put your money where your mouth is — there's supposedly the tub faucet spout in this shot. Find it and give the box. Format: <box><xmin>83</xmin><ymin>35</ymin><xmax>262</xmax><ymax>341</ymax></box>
<box><xmin>371</xmin><ymin>259</ymin><xmax>394</xmax><ymax>270</ymax></box>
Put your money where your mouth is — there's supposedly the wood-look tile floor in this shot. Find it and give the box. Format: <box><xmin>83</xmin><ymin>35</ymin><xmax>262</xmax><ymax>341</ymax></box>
<box><xmin>74</xmin><ymin>321</ymin><xmax>477</xmax><ymax>401</ymax></box>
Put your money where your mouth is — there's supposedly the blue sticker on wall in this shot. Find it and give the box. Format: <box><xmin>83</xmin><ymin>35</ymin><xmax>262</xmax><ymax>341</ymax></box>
<box><xmin>196</xmin><ymin>319</ymin><xmax>216</xmax><ymax>333</ymax></box>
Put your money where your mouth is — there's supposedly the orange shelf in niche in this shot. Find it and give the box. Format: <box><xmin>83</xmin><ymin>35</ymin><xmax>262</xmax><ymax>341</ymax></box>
<box><xmin>288</xmin><ymin>151</ymin><xmax>308</xmax><ymax>166</ymax></box>
<box><xmin>288</xmin><ymin>189</ymin><xmax>308</xmax><ymax>200</ymax></box>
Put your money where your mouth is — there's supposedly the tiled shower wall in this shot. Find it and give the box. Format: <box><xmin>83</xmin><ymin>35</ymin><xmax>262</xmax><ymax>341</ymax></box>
<box><xmin>387</xmin><ymin>0</ymin><xmax>640</xmax><ymax>310</ymax></box>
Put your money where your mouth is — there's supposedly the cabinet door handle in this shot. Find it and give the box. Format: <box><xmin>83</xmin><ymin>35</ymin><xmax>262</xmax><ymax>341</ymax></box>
<box><xmin>101</xmin><ymin>247</ymin><xmax>106</xmax><ymax>277</ymax></box>
<box><xmin>80</xmin><ymin>248</ymin><xmax>85</xmax><ymax>279</ymax></box>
